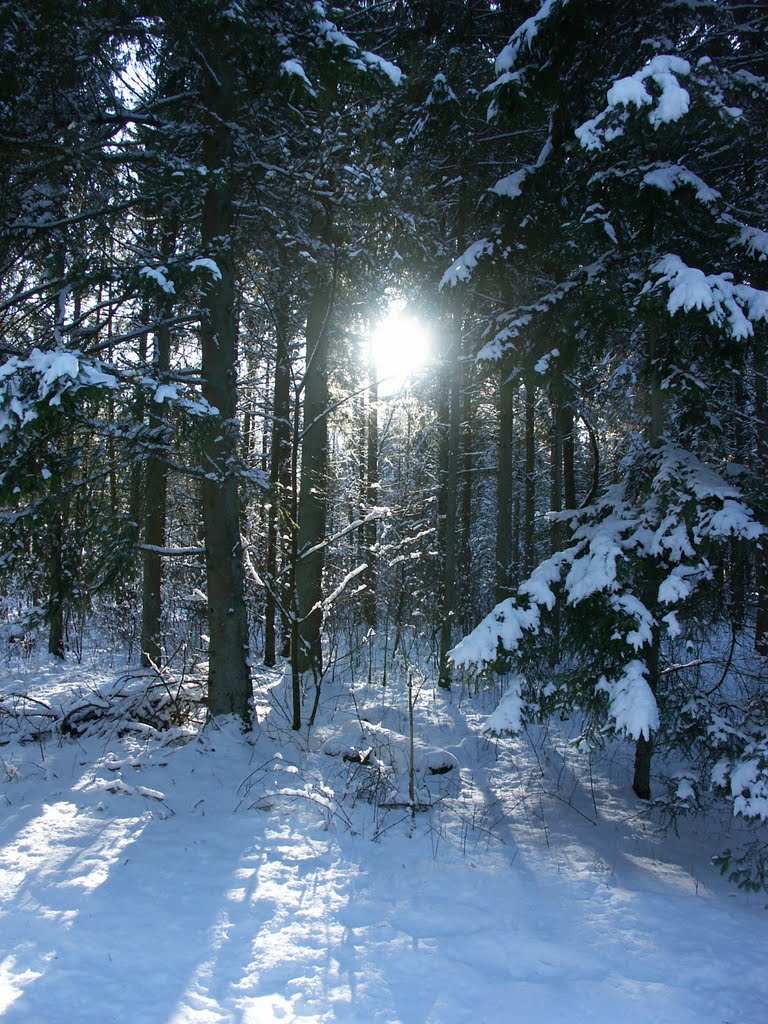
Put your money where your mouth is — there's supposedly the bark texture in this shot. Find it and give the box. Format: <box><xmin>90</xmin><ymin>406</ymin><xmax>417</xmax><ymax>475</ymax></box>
<box><xmin>198</xmin><ymin>28</ymin><xmax>251</xmax><ymax>720</ymax></box>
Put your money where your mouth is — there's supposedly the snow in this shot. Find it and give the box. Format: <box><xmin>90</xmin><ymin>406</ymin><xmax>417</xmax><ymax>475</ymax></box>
<box><xmin>491</xmin><ymin>167</ymin><xmax>528</xmax><ymax>199</ymax></box>
<box><xmin>576</xmin><ymin>55</ymin><xmax>691</xmax><ymax>151</ymax></box>
<box><xmin>314</xmin><ymin>4</ymin><xmax>402</xmax><ymax>87</ymax></box>
<box><xmin>658</xmin><ymin>565</ymin><xmax>698</xmax><ymax>604</ymax></box>
<box><xmin>534</xmin><ymin>348</ymin><xmax>559</xmax><ymax>374</ymax></box>
<box><xmin>495</xmin><ymin>0</ymin><xmax>566</xmax><ymax>75</ymax></box>
<box><xmin>449</xmin><ymin>596</ymin><xmax>542</xmax><ymax>670</ymax></box>
<box><xmin>1</xmin><ymin>655</ymin><xmax>767</xmax><ymax>1023</ymax></box>
<box><xmin>476</xmin><ymin>256</ymin><xmax>609</xmax><ymax>361</ymax></box>
<box><xmin>563</xmin><ymin>522</ymin><xmax>622</xmax><ymax>605</ymax></box>
<box><xmin>439</xmin><ymin>238</ymin><xmax>493</xmax><ymax>289</ymax></box>
<box><xmin>662</xmin><ymin>610</ymin><xmax>682</xmax><ymax>638</ymax></box>
<box><xmin>139</xmin><ymin>265</ymin><xmax>175</xmax><ymax>294</ymax></box>
<box><xmin>315</xmin><ymin>13</ymin><xmax>357</xmax><ymax>52</ymax></box>
<box><xmin>361</xmin><ymin>51</ymin><xmax>403</xmax><ymax>87</ymax></box>
<box><xmin>651</xmin><ymin>254</ymin><xmax>768</xmax><ymax>340</ymax></box>
<box><xmin>610</xmin><ymin>594</ymin><xmax>654</xmax><ymax>651</ymax></box>
<box><xmin>189</xmin><ymin>258</ymin><xmax>223</xmax><ymax>281</ymax></box>
<box><xmin>728</xmin><ymin>760</ymin><xmax>768</xmax><ymax>821</ymax></box>
<box><xmin>27</xmin><ymin>348</ymin><xmax>80</xmax><ymax>399</ymax></box>
<box><xmin>480</xmin><ymin>674</ymin><xmax>525</xmax><ymax>734</ymax></box>
<box><xmin>611</xmin><ymin>56</ymin><xmax>691</xmax><ymax>124</ymax></box>
<box><xmin>642</xmin><ymin>164</ymin><xmax>720</xmax><ymax>203</ymax></box>
<box><xmin>280</xmin><ymin>59</ymin><xmax>316</xmax><ymax>95</ymax></box>
<box><xmin>738</xmin><ymin>225</ymin><xmax>768</xmax><ymax>261</ymax></box>
<box><xmin>450</xmin><ymin>446</ymin><xmax>763</xmax><ymax>764</ymax></box>
<box><xmin>491</xmin><ymin>136</ymin><xmax>552</xmax><ymax>201</ymax></box>
<box><xmin>607</xmin><ymin>76</ymin><xmax>653</xmax><ymax>109</ymax></box>
<box><xmin>153</xmin><ymin>384</ymin><xmax>178</xmax><ymax>404</ymax></box>
<box><xmin>699</xmin><ymin>498</ymin><xmax>764</xmax><ymax>541</ymax></box>
<box><xmin>597</xmin><ymin>659</ymin><xmax>660</xmax><ymax>741</ymax></box>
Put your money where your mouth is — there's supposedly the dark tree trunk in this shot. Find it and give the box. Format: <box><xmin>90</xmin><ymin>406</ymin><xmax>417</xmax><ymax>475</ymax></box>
<box><xmin>438</xmin><ymin>313</ymin><xmax>462</xmax><ymax>688</ymax></box>
<box><xmin>549</xmin><ymin>386</ymin><xmax>563</xmax><ymax>663</ymax></box>
<box><xmin>523</xmin><ymin>379</ymin><xmax>536</xmax><ymax>578</ymax></box>
<box><xmin>633</xmin><ymin>329</ymin><xmax>664</xmax><ymax>797</ymax></box>
<box><xmin>495</xmin><ymin>372</ymin><xmax>515</xmax><ymax>604</ymax></box>
<box><xmin>632</xmin><ymin>733</ymin><xmax>654</xmax><ymax>801</ymax></box>
<box><xmin>754</xmin><ymin>343</ymin><xmax>768</xmax><ymax>655</ymax></box>
<box><xmin>140</xmin><ymin>316</ymin><xmax>171</xmax><ymax>670</ymax></box>
<box><xmin>47</xmin><ymin>509</ymin><xmax>66</xmax><ymax>660</ymax></box>
<box><xmin>362</xmin><ymin>350</ymin><xmax>379</xmax><ymax>630</ymax></box>
<box><xmin>633</xmin><ymin>603</ymin><xmax>660</xmax><ymax>800</ymax></box>
<box><xmin>264</xmin><ymin>302</ymin><xmax>293</xmax><ymax>667</ymax></box>
<box><xmin>458</xmin><ymin>352</ymin><xmax>473</xmax><ymax>631</ymax></box>
<box><xmin>128</xmin><ymin>309</ymin><xmax>149</xmax><ymax>556</ymax></box>
<box><xmin>549</xmin><ymin>385</ymin><xmax>563</xmax><ymax>552</ymax></box>
<box><xmin>561</xmin><ymin>400</ymin><xmax>577</xmax><ymax>511</ymax></box>
<box><xmin>295</xmin><ymin>207</ymin><xmax>334</xmax><ymax>681</ymax></box>
<box><xmin>198</xmin><ymin>28</ymin><xmax>251</xmax><ymax>720</ymax></box>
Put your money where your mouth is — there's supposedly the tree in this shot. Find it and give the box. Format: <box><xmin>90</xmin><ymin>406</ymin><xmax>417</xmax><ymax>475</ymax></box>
<box><xmin>448</xmin><ymin>0</ymin><xmax>768</xmax><ymax>802</ymax></box>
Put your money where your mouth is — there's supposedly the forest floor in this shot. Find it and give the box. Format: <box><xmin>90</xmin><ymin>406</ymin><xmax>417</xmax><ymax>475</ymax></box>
<box><xmin>0</xmin><ymin>647</ymin><xmax>766</xmax><ymax>1024</ymax></box>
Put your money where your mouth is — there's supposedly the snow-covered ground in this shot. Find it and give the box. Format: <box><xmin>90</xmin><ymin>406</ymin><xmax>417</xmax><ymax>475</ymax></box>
<box><xmin>1</xmin><ymin>652</ymin><xmax>766</xmax><ymax>1024</ymax></box>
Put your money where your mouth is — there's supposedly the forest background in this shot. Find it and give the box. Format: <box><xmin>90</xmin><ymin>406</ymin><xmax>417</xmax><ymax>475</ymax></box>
<box><xmin>1</xmin><ymin>0</ymin><xmax>768</xmax><ymax>890</ymax></box>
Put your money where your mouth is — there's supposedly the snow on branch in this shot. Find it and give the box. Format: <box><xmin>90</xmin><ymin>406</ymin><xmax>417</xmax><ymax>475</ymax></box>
<box><xmin>451</xmin><ymin>445</ymin><xmax>762</xmax><ymax>741</ymax></box>
<box><xmin>189</xmin><ymin>258</ymin><xmax>222</xmax><ymax>281</ymax></box>
<box><xmin>139</xmin><ymin>265</ymin><xmax>176</xmax><ymax>294</ymax></box>
<box><xmin>476</xmin><ymin>256</ymin><xmax>611</xmax><ymax>360</ymax></box>
<box><xmin>641</xmin><ymin>163</ymin><xmax>720</xmax><ymax>204</ymax></box>
<box><xmin>0</xmin><ymin>348</ymin><xmax>120</xmax><ymax>445</ymax></box>
<box><xmin>449</xmin><ymin>549</ymin><xmax>568</xmax><ymax>670</ymax></box>
<box><xmin>490</xmin><ymin>136</ymin><xmax>553</xmax><ymax>200</ymax></box>
<box><xmin>737</xmin><ymin>225</ymin><xmax>768</xmax><ymax>262</ymax></box>
<box><xmin>439</xmin><ymin>238</ymin><xmax>494</xmax><ymax>290</ymax></box>
<box><xmin>321</xmin><ymin>563</ymin><xmax>368</xmax><ymax>612</ymax></box>
<box><xmin>313</xmin><ymin>2</ymin><xmax>402</xmax><ymax>86</ymax></box>
<box><xmin>576</xmin><ymin>55</ymin><xmax>691</xmax><ymax>151</ymax></box>
<box><xmin>714</xmin><ymin>750</ymin><xmax>768</xmax><ymax>822</ymax></box>
<box><xmin>280</xmin><ymin>59</ymin><xmax>317</xmax><ymax>96</ymax></box>
<box><xmin>597</xmin><ymin>660</ymin><xmax>659</xmax><ymax>741</ymax></box>
<box><xmin>649</xmin><ymin>254</ymin><xmax>768</xmax><ymax>339</ymax></box>
<box><xmin>494</xmin><ymin>0</ymin><xmax>568</xmax><ymax>77</ymax></box>
<box><xmin>138</xmin><ymin>545</ymin><xmax>206</xmax><ymax>556</ymax></box>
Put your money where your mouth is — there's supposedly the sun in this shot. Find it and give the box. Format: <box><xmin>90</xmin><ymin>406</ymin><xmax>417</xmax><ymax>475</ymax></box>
<box><xmin>369</xmin><ymin>309</ymin><xmax>432</xmax><ymax>396</ymax></box>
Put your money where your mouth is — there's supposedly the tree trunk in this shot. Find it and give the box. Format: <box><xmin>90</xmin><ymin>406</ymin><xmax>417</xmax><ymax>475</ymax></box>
<box><xmin>633</xmin><ymin>603</ymin><xmax>659</xmax><ymax>800</ymax></box>
<box><xmin>438</xmin><ymin>313</ymin><xmax>462</xmax><ymax>688</ymax></box>
<box><xmin>47</xmin><ymin>509</ymin><xmax>66</xmax><ymax>660</ymax></box>
<box><xmin>549</xmin><ymin>385</ymin><xmax>563</xmax><ymax>663</ymax></box>
<box><xmin>561</xmin><ymin>400</ymin><xmax>577</xmax><ymax>510</ymax></box>
<box><xmin>264</xmin><ymin>300</ymin><xmax>293</xmax><ymax>667</ymax></box>
<box><xmin>549</xmin><ymin>385</ymin><xmax>563</xmax><ymax>552</ymax></box>
<box><xmin>140</xmin><ymin>316</ymin><xmax>171</xmax><ymax>669</ymax></box>
<box><xmin>753</xmin><ymin>342</ymin><xmax>768</xmax><ymax>654</ymax></box>
<box><xmin>495</xmin><ymin>371</ymin><xmax>515</xmax><ymax>604</ymax></box>
<box><xmin>362</xmin><ymin>348</ymin><xmax>379</xmax><ymax>630</ymax></box>
<box><xmin>523</xmin><ymin>378</ymin><xmax>536</xmax><ymax>578</ymax></box>
<box><xmin>458</xmin><ymin>351</ymin><xmax>473</xmax><ymax>632</ymax></box>
<box><xmin>295</xmin><ymin>207</ymin><xmax>334</xmax><ymax>679</ymax></box>
<box><xmin>632</xmin><ymin>732</ymin><xmax>653</xmax><ymax>801</ymax></box>
<box><xmin>633</xmin><ymin>328</ymin><xmax>664</xmax><ymax>797</ymax></box>
<box><xmin>198</xmin><ymin>28</ymin><xmax>251</xmax><ymax>720</ymax></box>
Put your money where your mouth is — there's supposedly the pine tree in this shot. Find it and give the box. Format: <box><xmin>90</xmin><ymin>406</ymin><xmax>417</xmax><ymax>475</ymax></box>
<box><xmin>448</xmin><ymin>0</ymin><xmax>768</xmax><ymax>804</ymax></box>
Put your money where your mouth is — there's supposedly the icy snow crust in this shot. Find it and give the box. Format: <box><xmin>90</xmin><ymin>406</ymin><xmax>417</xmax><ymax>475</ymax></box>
<box><xmin>0</xmin><ymin>656</ymin><xmax>767</xmax><ymax>1023</ymax></box>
